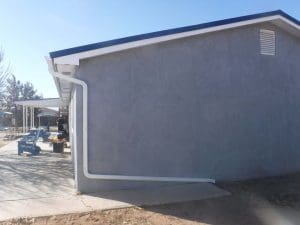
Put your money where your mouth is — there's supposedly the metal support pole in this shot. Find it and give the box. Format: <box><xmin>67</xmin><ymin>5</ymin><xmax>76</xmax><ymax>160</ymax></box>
<box><xmin>29</xmin><ymin>107</ymin><xmax>31</xmax><ymax>128</ymax></box>
<box><xmin>25</xmin><ymin>106</ymin><xmax>28</xmax><ymax>132</ymax></box>
<box><xmin>32</xmin><ymin>107</ymin><xmax>35</xmax><ymax>128</ymax></box>
<box><xmin>30</xmin><ymin>107</ymin><xmax>33</xmax><ymax>128</ymax></box>
<box><xmin>22</xmin><ymin>106</ymin><xmax>25</xmax><ymax>133</ymax></box>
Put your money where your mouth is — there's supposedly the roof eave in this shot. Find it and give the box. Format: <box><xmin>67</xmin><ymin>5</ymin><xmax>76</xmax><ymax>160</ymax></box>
<box><xmin>46</xmin><ymin>57</ymin><xmax>76</xmax><ymax>104</ymax></box>
<box><xmin>51</xmin><ymin>13</ymin><xmax>300</xmax><ymax>65</ymax></box>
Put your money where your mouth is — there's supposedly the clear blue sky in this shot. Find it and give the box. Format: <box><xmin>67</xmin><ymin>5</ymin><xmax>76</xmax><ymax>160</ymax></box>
<box><xmin>0</xmin><ymin>0</ymin><xmax>299</xmax><ymax>98</ymax></box>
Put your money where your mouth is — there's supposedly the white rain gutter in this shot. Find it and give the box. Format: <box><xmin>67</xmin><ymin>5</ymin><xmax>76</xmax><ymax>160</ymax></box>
<box><xmin>50</xmin><ymin>63</ymin><xmax>215</xmax><ymax>183</ymax></box>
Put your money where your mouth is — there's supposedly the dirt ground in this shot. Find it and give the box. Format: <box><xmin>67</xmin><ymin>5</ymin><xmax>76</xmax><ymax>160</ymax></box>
<box><xmin>2</xmin><ymin>173</ymin><xmax>300</xmax><ymax>225</ymax></box>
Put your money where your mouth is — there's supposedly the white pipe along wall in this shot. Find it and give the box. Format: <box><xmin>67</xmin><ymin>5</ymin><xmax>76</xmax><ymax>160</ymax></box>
<box><xmin>49</xmin><ymin>60</ymin><xmax>215</xmax><ymax>183</ymax></box>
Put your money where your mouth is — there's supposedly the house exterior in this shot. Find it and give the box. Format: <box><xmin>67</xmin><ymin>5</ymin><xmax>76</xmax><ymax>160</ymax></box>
<box><xmin>47</xmin><ymin>10</ymin><xmax>300</xmax><ymax>193</ymax></box>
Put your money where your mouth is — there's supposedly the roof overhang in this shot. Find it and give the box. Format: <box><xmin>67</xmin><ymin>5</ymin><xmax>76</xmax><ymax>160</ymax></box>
<box><xmin>46</xmin><ymin>59</ymin><xmax>77</xmax><ymax>105</ymax></box>
<box><xmin>14</xmin><ymin>98</ymin><xmax>67</xmax><ymax>108</ymax></box>
<box><xmin>47</xmin><ymin>10</ymin><xmax>300</xmax><ymax>101</ymax></box>
<box><xmin>49</xmin><ymin>10</ymin><xmax>300</xmax><ymax>66</ymax></box>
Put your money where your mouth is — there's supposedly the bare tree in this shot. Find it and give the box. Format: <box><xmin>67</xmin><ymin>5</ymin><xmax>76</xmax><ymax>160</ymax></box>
<box><xmin>0</xmin><ymin>50</ymin><xmax>11</xmax><ymax>100</ymax></box>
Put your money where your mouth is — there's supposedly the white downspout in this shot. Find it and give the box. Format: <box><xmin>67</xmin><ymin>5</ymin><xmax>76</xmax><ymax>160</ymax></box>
<box><xmin>50</xmin><ymin>70</ymin><xmax>215</xmax><ymax>183</ymax></box>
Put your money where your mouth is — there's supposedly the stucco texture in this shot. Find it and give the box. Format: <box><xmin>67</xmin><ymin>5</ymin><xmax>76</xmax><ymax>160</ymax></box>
<box><xmin>73</xmin><ymin>22</ymin><xmax>300</xmax><ymax>192</ymax></box>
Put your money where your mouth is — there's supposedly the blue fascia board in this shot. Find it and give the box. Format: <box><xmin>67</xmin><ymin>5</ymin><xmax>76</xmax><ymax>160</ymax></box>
<box><xmin>49</xmin><ymin>10</ymin><xmax>299</xmax><ymax>59</ymax></box>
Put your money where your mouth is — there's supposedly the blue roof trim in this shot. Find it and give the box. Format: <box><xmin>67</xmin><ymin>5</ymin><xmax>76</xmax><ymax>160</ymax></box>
<box><xmin>49</xmin><ymin>10</ymin><xmax>299</xmax><ymax>59</ymax></box>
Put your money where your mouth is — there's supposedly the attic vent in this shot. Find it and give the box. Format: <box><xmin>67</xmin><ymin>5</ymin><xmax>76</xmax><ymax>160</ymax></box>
<box><xmin>260</xmin><ymin>29</ymin><xmax>275</xmax><ymax>55</ymax></box>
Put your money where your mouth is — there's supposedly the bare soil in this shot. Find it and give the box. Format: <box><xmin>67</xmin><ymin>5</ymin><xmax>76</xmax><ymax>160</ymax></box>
<box><xmin>1</xmin><ymin>173</ymin><xmax>300</xmax><ymax>225</ymax></box>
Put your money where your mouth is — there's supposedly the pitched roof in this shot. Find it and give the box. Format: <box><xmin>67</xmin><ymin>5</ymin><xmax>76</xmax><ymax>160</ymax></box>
<box><xmin>49</xmin><ymin>10</ymin><xmax>299</xmax><ymax>60</ymax></box>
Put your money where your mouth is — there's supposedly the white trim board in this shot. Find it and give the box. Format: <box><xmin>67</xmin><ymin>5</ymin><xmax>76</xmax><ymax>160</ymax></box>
<box><xmin>53</xmin><ymin>15</ymin><xmax>300</xmax><ymax>65</ymax></box>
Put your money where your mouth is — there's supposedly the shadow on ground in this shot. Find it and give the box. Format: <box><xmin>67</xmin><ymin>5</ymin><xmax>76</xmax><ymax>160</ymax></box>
<box><xmin>144</xmin><ymin>196</ymin><xmax>263</xmax><ymax>225</ymax></box>
<box><xmin>0</xmin><ymin>150</ymin><xmax>74</xmax><ymax>201</ymax></box>
<box><xmin>141</xmin><ymin>173</ymin><xmax>300</xmax><ymax>225</ymax></box>
<box><xmin>80</xmin><ymin>173</ymin><xmax>300</xmax><ymax>225</ymax></box>
<box><xmin>1</xmin><ymin>140</ymin><xmax>300</xmax><ymax>225</ymax></box>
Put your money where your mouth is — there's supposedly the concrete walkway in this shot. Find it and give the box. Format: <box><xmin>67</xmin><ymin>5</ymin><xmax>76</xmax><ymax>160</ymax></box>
<box><xmin>0</xmin><ymin>141</ymin><xmax>229</xmax><ymax>221</ymax></box>
<box><xmin>0</xmin><ymin>183</ymin><xmax>229</xmax><ymax>221</ymax></box>
<box><xmin>0</xmin><ymin>141</ymin><xmax>74</xmax><ymax>202</ymax></box>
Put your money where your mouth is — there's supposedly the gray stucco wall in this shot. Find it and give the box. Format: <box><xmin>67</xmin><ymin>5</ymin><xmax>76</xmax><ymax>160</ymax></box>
<box><xmin>74</xmin><ymin>22</ymin><xmax>300</xmax><ymax>193</ymax></box>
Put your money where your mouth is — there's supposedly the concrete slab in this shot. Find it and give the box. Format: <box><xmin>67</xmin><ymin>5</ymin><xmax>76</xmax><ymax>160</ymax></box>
<box><xmin>0</xmin><ymin>141</ymin><xmax>74</xmax><ymax>202</ymax></box>
<box><xmin>0</xmin><ymin>183</ymin><xmax>229</xmax><ymax>221</ymax></box>
<box><xmin>0</xmin><ymin>141</ymin><xmax>229</xmax><ymax>221</ymax></box>
<box><xmin>87</xmin><ymin>182</ymin><xmax>230</xmax><ymax>207</ymax></box>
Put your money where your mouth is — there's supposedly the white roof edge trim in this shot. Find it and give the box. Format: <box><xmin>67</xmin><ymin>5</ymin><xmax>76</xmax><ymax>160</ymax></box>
<box><xmin>46</xmin><ymin>57</ymin><xmax>77</xmax><ymax>104</ymax></box>
<box><xmin>279</xmin><ymin>16</ymin><xmax>300</xmax><ymax>29</ymax></box>
<box><xmin>45</xmin><ymin>57</ymin><xmax>62</xmax><ymax>98</ymax></box>
<box><xmin>52</xmin><ymin>15</ymin><xmax>299</xmax><ymax>66</ymax></box>
<box><xmin>14</xmin><ymin>98</ymin><xmax>66</xmax><ymax>107</ymax></box>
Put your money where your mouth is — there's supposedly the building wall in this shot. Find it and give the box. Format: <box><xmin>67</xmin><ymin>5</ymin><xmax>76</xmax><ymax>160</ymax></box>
<box><xmin>74</xmin><ymin>22</ymin><xmax>300</xmax><ymax>193</ymax></box>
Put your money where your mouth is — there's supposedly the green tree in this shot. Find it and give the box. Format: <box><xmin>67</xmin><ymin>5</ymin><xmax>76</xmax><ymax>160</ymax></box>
<box><xmin>4</xmin><ymin>75</ymin><xmax>42</xmax><ymax>127</ymax></box>
<box><xmin>20</xmin><ymin>81</ymin><xmax>41</xmax><ymax>100</ymax></box>
<box><xmin>4</xmin><ymin>75</ymin><xmax>22</xmax><ymax>111</ymax></box>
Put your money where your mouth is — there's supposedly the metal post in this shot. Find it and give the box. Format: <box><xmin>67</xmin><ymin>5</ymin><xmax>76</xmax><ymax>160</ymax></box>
<box><xmin>29</xmin><ymin>107</ymin><xmax>31</xmax><ymax>128</ymax></box>
<box><xmin>30</xmin><ymin>107</ymin><xmax>33</xmax><ymax>128</ymax></box>
<box><xmin>29</xmin><ymin>107</ymin><xmax>31</xmax><ymax>129</ymax></box>
<box><xmin>32</xmin><ymin>107</ymin><xmax>35</xmax><ymax>128</ymax></box>
<box><xmin>25</xmin><ymin>106</ymin><xmax>28</xmax><ymax>132</ymax></box>
<box><xmin>22</xmin><ymin>106</ymin><xmax>25</xmax><ymax>133</ymax></box>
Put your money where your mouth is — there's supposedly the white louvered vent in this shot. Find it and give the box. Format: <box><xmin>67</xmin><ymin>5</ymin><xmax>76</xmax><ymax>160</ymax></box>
<box><xmin>260</xmin><ymin>29</ymin><xmax>275</xmax><ymax>55</ymax></box>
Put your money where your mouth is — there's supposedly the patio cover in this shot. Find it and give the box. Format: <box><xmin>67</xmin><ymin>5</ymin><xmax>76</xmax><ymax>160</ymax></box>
<box><xmin>14</xmin><ymin>98</ymin><xmax>67</xmax><ymax>108</ymax></box>
<box><xmin>14</xmin><ymin>98</ymin><xmax>66</xmax><ymax>132</ymax></box>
